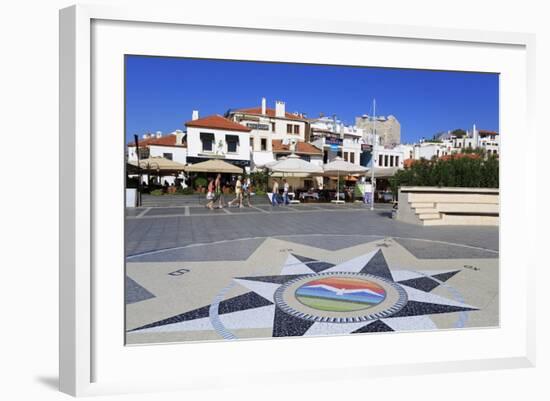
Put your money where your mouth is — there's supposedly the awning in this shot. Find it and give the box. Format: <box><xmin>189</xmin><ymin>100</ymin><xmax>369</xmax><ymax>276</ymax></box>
<box><xmin>183</xmin><ymin>159</ymin><xmax>243</xmax><ymax>174</ymax></box>
<box><xmin>128</xmin><ymin>157</ymin><xmax>187</xmax><ymax>172</ymax></box>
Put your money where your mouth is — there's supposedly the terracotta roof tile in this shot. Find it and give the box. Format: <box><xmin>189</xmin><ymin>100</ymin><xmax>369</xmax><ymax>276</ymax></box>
<box><xmin>478</xmin><ymin>129</ymin><xmax>499</xmax><ymax>136</ymax></box>
<box><xmin>234</xmin><ymin>107</ymin><xmax>306</xmax><ymax>121</ymax></box>
<box><xmin>185</xmin><ymin>114</ymin><xmax>251</xmax><ymax>132</ymax></box>
<box><xmin>272</xmin><ymin>140</ymin><xmax>322</xmax><ymax>155</ymax></box>
<box><xmin>128</xmin><ymin>134</ymin><xmax>186</xmax><ymax>148</ymax></box>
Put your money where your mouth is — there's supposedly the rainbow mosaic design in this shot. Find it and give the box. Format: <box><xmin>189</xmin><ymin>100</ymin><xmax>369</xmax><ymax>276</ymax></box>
<box><xmin>295</xmin><ymin>276</ymin><xmax>386</xmax><ymax>312</ymax></box>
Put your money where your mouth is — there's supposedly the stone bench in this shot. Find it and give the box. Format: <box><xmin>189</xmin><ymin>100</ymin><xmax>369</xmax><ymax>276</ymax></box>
<box><xmin>396</xmin><ymin>186</ymin><xmax>499</xmax><ymax>226</ymax></box>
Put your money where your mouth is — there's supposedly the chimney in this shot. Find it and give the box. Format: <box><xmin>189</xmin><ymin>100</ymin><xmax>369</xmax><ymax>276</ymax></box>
<box><xmin>192</xmin><ymin>110</ymin><xmax>199</xmax><ymax>120</ymax></box>
<box><xmin>142</xmin><ymin>133</ymin><xmax>149</xmax><ymax>139</ymax></box>
<box><xmin>261</xmin><ymin>97</ymin><xmax>267</xmax><ymax>115</ymax></box>
<box><xmin>156</xmin><ymin>131</ymin><xmax>162</xmax><ymax>138</ymax></box>
<box><xmin>174</xmin><ymin>129</ymin><xmax>185</xmax><ymax>145</ymax></box>
<box><xmin>275</xmin><ymin>100</ymin><xmax>285</xmax><ymax>118</ymax></box>
<box><xmin>473</xmin><ymin>123</ymin><xmax>479</xmax><ymax>146</ymax></box>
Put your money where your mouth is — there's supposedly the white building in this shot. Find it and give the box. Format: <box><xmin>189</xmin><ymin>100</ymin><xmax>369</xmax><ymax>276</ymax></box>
<box><xmin>184</xmin><ymin>112</ymin><xmax>252</xmax><ymax>170</ymax></box>
<box><xmin>411</xmin><ymin>125</ymin><xmax>500</xmax><ymax>160</ymax></box>
<box><xmin>127</xmin><ymin>130</ymin><xmax>187</xmax><ymax>163</ymax></box>
<box><xmin>227</xmin><ymin>98</ymin><xmax>309</xmax><ymax>168</ymax></box>
<box><xmin>309</xmin><ymin>116</ymin><xmax>363</xmax><ymax>165</ymax></box>
<box><xmin>478</xmin><ymin>130</ymin><xmax>500</xmax><ymax>156</ymax></box>
<box><xmin>127</xmin><ymin>130</ymin><xmax>187</xmax><ymax>185</ymax></box>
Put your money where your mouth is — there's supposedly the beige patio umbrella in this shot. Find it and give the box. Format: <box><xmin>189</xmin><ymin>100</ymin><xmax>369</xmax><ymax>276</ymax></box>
<box><xmin>323</xmin><ymin>156</ymin><xmax>368</xmax><ymax>202</ymax></box>
<box><xmin>129</xmin><ymin>156</ymin><xmax>187</xmax><ymax>172</ymax></box>
<box><xmin>267</xmin><ymin>154</ymin><xmax>323</xmax><ymax>175</ymax></box>
<box><xmin>183</xmin><ymin>159</ymin><xmax>243</xmax><ymax>174</ymax></box>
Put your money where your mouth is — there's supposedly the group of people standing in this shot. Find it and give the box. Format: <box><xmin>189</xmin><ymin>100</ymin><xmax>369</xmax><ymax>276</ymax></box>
<box><xmin>205</xmin><ymin>174</ymin><xmax>251</xmax><ymax>210</ymax></box>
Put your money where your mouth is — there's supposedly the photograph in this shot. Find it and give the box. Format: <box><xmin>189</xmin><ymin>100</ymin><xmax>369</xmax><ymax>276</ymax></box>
<box><xmin>124</xmin><ymin>56</ymin><xmax>500</xmax><ymax>345</ymax></box>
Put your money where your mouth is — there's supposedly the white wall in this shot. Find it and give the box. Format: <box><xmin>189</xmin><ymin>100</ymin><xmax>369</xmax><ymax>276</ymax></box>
<box><xmin>127</xmin><ymin>145</ymin><xmax>187</xmax><ymax>164</ymax></box>
<box><xmin>375</xmin><ymin>146</ymin><xmax>405</xmax><ymax>168</ymax></box>
<box><xmin>148</xmin><ymin>145</ymin><xmax>187</xmax><ymax>164</ymax></box>
<box><xmin>272</xmin><ymin>119</ymin><xmax>306</xmax><ymax>141</ymax></box>
<box><xmin>186</xmin><ymin>126</ymin><xmax>250</xmax><ymax>161</ymax></box>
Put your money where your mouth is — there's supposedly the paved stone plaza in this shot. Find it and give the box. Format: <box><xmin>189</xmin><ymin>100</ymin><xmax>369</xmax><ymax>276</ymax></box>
<box><xmin>125</xmin><ymin>203</ymin><xmax>499</xmax><ymax>345</ymax></box>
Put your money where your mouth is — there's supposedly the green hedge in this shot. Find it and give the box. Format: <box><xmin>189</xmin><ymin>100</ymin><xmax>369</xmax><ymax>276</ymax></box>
<box><xmin>389</xmin><ymin>155</ymin><xmax>499</xmax><ymax>195</ymax></box>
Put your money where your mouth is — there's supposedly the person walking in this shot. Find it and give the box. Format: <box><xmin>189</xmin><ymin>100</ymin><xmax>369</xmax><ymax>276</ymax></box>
<box><xmin>282</xmin><ymin>178</ymin><xmax>290</xmax><ymax>205</ymax></box>
<box><xmin>214</xmin><ymin>173</ymin><xmax>225</xmax><ymax>209</ymax></box>
<box><xmin>363</xmin><ymin>180</ymin><xmax>373</xmax><ymax>205</ymax></box>
<box><xmin>271</xmin><ymin>179</ymin><xmax>279</xmax><ymax>206</ymax></box>
<box><xmin>229</xmin><ymin>175</ymin><xmax>243</xmax><ymax>208</ymax></box>
<box><xmin>206</xmin><ymin>176</ymin><xmax>215</xmax><ymax>210</ymax></box>
<box><xmin>242</xmin><ymin>177</ymin><xmax>252</xmax><ymax>207</ymax></box>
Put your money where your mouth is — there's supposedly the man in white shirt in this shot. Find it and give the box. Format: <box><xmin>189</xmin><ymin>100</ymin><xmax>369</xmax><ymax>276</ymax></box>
<box><xmin>282</xmin><ymin>179</ymin><xmax>289</xmax><ymax>205</ymax></box>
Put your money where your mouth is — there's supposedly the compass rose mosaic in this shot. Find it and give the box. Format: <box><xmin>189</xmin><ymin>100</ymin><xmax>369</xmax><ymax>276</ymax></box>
<box><xmin>126</xmin><ymin>237</ymin><xmax>498</xmax><ymax>344</ymax></box>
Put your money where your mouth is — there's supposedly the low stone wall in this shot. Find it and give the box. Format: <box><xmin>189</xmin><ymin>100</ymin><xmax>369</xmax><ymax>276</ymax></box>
<box><xmin>396</xmin><ymin>186</ymin><xmax>499</xmax><ymax>226</ymax></box>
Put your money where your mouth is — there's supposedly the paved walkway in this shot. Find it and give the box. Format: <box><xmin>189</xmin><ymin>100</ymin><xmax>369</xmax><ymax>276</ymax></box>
<box><xmin>125</xmin><ymin>203</ymin><xmax>498</xmax><ymax>258</ymax></box>
<box><xmin>125</xmin><ymin>203</ymin><xmax>499</xmax><ymax>345</ymax></box>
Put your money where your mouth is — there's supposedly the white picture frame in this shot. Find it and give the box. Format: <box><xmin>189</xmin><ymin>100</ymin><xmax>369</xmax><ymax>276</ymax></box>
<box><xmin>59</xmin><ymin>4</ymin><xmax>536</xmax><ymax>397</ymax></box>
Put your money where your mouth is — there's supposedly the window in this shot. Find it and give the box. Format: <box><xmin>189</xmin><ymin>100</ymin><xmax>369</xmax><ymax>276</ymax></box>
<box><xmin>200</xmin><ymin>133</ymin><xmax>215</xmax><ymax>152</ymax></box>
<box><xmin>286</xmin><ymin>124</ymin><xmax>293</xmax><ymax>134</ymax></box>
<box><xmin>271</xmin><ymin>122</ymin><xmax>275</xmax><ymax>132</ymax></box>
<box><xmin>293</xmin><ymin>125</ymin><xmax>300</xmax><ymax>134</ymax></box>
<box><xmin>395</xmin><ymin>156</ymin><xmax>399</xmax><ymax>166</ymax></box>
<box><xmin>261</xmin><ymin>138</ymin><xmax>267</xmax><ymax>151</ymax></box>
<box><xmin>226</xmin><ymin>135</ymin><xmax>239</xmax><ymax>153</ymax></box>
<box><xmin>250</xmin><ymin>137</ymin><xmax>254</xmax><ymax>151</ymax></box>
<box><xmin>323</xmin><ymin>150</ymin><xmax>328</xmax><ymax>164</ymax></box>
<box><xmin>163</xmin><ymin>152</ymin><xmax>173</xmax><ymax>160</ymax></box>
<box><xmin>350</xmin><ymin>152</ymin><xmax>355</xmax><ymax>163</ymax></box>
<box><xmin>300</xmin><ymin>155</ymin><xmax>311</xmax><ymax>162</ymax></box>
<box><xmin>138</xmin><ymin>147</ymin><xmax>150</xmax><ymax>159</ymax></box>
<box><xmin>344</xmin><ymin>152</ymin><xmax>349</xmax><ymax>161</ymax></box>
<box><xmin>389</xmin><ymin>155</ymin><xmax>394</xmax><ymax>167</ymax></box>
<box><xmin>384</xmin><ymin>155</ymin><xmax>389</xmax><ymax>167</ymax></box>
<box><xmin>337</xmin><ymin>150</ymin><xmax>342</xmax><ymax>158</ymax></box>
<box><xmin>378</xmin><ymin>154</ymin><xmax>383</xmax><ymax>166</ymax></box>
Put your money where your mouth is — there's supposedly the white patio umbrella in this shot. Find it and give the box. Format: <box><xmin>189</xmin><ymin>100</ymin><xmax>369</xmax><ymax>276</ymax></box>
<box><xmin>267</xmin><ymin>154</ymin><xmax>323</xmax><ymax>175</ymax></box>
<box><xmin>266</xmin><ymin>154</ymin><xmax>323</xmax><ymax>203</ymax></box>
<box><xmin>323</xmin><ymin>156</ymin><xmax>368</xmax><ymax>202</ymax></box>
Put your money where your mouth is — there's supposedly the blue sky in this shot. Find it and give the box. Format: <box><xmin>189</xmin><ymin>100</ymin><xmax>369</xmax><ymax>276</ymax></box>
<box><xmin>125</xmin><ymin>56</ymin><xmax>499</xmax><ymax>144</ymax></box>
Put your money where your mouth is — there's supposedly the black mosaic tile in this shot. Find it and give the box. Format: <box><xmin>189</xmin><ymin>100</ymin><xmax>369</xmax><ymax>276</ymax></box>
<box><xmin>305</xmin><ymin>262</ymin><xmax>335</xmax><ymax>273</ymax></box>
<box><xmin>397</xmin><ymin>270</ymin><xmax>461</xmax><ymax>292</ymax></box>
<box><xmin>389</xmin><ymin>300</ymin><xmax>477</xmax><ymax>318</ymax></box>
<box><xmin>272</xmin><ymin>307</ymin><xmax>315</xmax><ymax>337</ymax></box>
<box><xmin>128</xmin><ymin>304</ymin><xmax>210</xmax><ymax>332</ymax></box>
<box><xmin>291</xmin><ymin>254</ymin><xmax>317</xmax><ymax>263</ymax></box>
<box><xmin>218</xmin><ymin>291</ymin><xmax>273</xmax><ymax>314</ymax></box>
<box><xmin>360</xmin><ymin>249</ymin><xmax>393</xmax><ymax>281</ymax></box>
<box><xmin>129</xmin><ymin>291</ymin><xmax>273</xmax><ymax>332</ymax></box>
<box><xmin>431</xmin><ymin>270</ymin><xmax>461</xmax><ymax>282</ymax></box>
<box><xmin>397</xmin><ymin>277</ymin><xmax>440</xmax><ymax>292</ymax></box>
<box><xmin>236</xmin><ymin>274</ymin><xmax>308</xmax><ymax>284</ymax></box>
<box><xmin>352</xmin><ymin>320</ymin><xmax>394</xmax><ymax>333</ymax></box>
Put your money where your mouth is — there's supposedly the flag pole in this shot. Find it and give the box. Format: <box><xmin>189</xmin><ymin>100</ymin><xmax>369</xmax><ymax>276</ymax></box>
<box><xmin>370</xmin><ymin>99</ymin><xmax>376</xmax><ymax>211</ymax></box>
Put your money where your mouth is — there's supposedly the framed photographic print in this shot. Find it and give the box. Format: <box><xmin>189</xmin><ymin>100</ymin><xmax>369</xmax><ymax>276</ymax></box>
<box><xmin>59</xmin><ymin>4</ymin><xmax>536</xmax><ymax>397</ymax></box>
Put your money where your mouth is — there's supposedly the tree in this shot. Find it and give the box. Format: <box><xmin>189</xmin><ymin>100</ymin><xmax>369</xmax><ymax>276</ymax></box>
<box><xmin>391</xmin><ymin>155</ymin><xmax>498</xmax><ymax>191</ymax></box>
<box><xmin>451</xmin><ymin>128</ymin><xmax>467</xmax><ymax>138</ymax></box>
